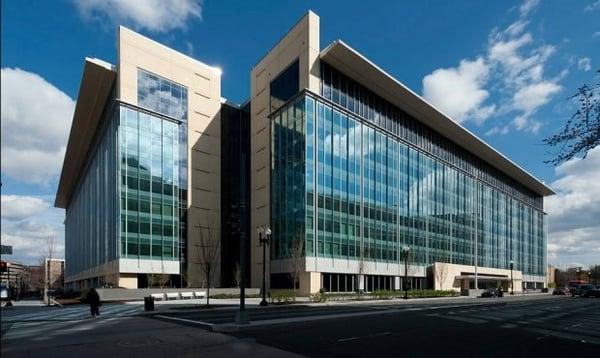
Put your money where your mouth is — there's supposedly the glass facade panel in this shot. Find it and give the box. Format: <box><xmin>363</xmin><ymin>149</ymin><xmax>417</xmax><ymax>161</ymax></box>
<box><xmin>271</xmin><ymin>91</ymin><xmax>547</xmax><ymax>277</ymax></box>
<box><xmin>270</xmin><ymin>59</ymin><xmax>300</xmax><ymax>113</ymax></box>
<box><xmin>119</xmin><ymin>106</ymin><xmax>181</xmax><ymax>261</ymax></box>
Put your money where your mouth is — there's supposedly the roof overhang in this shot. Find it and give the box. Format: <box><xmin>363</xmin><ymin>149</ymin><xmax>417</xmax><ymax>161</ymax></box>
<box><xmin>320</xmin><ymin>40</ymin><xmax>555</xmax><ymax>197</ymax></box>
<box><xmin>55</xmin><ymin>58</ymin><xmax>116</xmax><ymax>208</ymax></box>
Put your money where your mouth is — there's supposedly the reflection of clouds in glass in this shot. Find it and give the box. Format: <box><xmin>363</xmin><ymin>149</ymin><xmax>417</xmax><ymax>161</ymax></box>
<box><xmin>138</xmin><ymin>69</ymin><xmax>188</xmax><ymax>121</ymax></box>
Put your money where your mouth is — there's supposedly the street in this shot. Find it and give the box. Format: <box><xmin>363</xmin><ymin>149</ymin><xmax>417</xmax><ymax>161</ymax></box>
<box><xmin>1</xmin><ymin>295</ymin><xmax>598</xmax><ymax>357</ymax></box>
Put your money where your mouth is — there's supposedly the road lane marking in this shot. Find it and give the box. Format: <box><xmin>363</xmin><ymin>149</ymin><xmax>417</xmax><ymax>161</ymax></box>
<box><xmin>154</xmin><ymin>315</ymin><xmax>214</xmax><ymax>329</ymax></box>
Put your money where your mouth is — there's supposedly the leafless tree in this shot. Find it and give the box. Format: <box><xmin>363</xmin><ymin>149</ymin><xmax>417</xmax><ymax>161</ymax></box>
<box><xmin>289</xmin><ymin>238</ymin><xmax>304</xmax><ymax>298</ymax></box>
<box><xmin>434</xmin><ymin>262</ymin><xmax>449</xmax><ymax>291</ymax></box>
<box><xmin>544</xmin><ymin>72</ymin><xmax>600</xmax><ymax>165</ymax></box>
<box><xmin>39</xmin><ymin>233</ymin><xmax>55</xmax><ymax>306</ymax></box>
<box><xmin>357</xmin><ymin>242</ymin><xmax>369</xmax><ymax>294</ymax></box>
<box><xmin>194</xmin><ymin>217</ymin><xmax>220</xmax><ymax>307</ymax></box>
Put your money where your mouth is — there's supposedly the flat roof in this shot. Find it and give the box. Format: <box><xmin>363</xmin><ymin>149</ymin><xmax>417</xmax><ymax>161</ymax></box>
<box><xmin>320</xmin><ymin>40</ymin><xmax>554</xmax><ymax>197</ymax></box>
<box><xmin>55</xmin><ymin>58</ymin><xmax>116</xmax><ymax>208</ymax></box>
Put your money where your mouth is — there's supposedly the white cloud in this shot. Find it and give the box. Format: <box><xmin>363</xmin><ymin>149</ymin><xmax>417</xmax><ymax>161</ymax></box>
<box><xmin>422</xmin><ymin>0</ymin><xmax>562</xmax><ymax>134</ymax></box>
<box><xmin>546</xmin><ymin>147</ymin><xmax>600</xmax><ymax>266</ymax></box>
<box><xmin>73</xmin><ymin>0</ymin><xmax>202</xmax><ymax>33</ymax></box>
<box><xmin>511</xmin><ymin>81</ymin><xmax>561</xmax><ymax>116</ymax></box>
<box><xmin>577</xmin><ymin>57</ymin><xmax>592</xmax><ymax>71</ymax></box>
<box><xmin>585</xmin><ymin>1</ymin><xmax>600</xmax><ymax>11</ymax></box>
<box><xmin>1</xmin><ymin>195</ymin><xmax>50</xmax><ymax>221</ymax></box>
<box><xmin>1</xmin><ymin>68</ymin><xmax>74</xmax><ymax>185</ymax></box>
<box><xmin>519</xmin><ymin>0</ymin><xmax>540</xmax><ymax>16</ymax></box>
<box><xmin>0</xmin><ymin>195</ymin><xmax>64</xmax><ymax>264</ymax></box>
<box><xmin>422</xmin><ymin>58</ymin><xmax>496</xmax><ymax>123</ymax></box>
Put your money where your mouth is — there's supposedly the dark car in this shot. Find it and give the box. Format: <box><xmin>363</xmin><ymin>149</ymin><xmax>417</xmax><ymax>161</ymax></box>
<box><xmin>571</xmin><ymin>284</ymin><xmax>596</xmax><ymax>297</ymax></box>
<box><xmin>581</xmin><ymin>286</ymin><xmax>600</xmax><ymax>298</ymax></box>
<box><xmin>552</xmin><ymin>287</ymin><xmax>569</xmax><ymax>295</ymax></box>
<box><xmin>480</xmin><ymin>288</ymin><xmax>498</xmax><ymax>298</ymax></box>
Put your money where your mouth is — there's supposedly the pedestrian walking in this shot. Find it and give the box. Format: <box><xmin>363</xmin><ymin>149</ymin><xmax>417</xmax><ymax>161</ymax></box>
<box><xmin>87</xmin><ymin>288</ymin><xmax>101</xmax><ymax>318</ymax></box>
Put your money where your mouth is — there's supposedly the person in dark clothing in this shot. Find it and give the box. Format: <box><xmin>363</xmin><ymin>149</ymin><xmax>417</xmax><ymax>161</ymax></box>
<box><xmin>87</xmin><ymin>288</ymin><xmax>101</xmax><ymax>318</ymax></box>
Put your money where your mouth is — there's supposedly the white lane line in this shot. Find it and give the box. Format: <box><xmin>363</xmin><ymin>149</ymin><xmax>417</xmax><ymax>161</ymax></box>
<box><xmin>338</xmin><ymin>337</ymin><xmax>358</xmax><ymax>342</ymax></box>
<box><xmin>154</xmin><ymin>315</ymin><xmax>215</xmax><ymax>329</ymax></box>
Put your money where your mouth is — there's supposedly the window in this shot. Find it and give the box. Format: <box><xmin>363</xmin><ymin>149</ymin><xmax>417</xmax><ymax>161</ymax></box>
<box><xmin>137</xmin><ymin>69</ymin><xmax>188</xmax><ymax>122</ymax></box>
<box><xmin>270</xmin><ymin>59</ymin><xmax>300</xmax><ymax>112</ymax></box>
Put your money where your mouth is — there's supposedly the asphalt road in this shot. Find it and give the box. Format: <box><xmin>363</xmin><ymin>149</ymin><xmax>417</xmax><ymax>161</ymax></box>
<box><xmin>229</xmin><ymin>296</ymin><xmax>599</xmax><ymax>357</ymax></box>
<box><xmin>2</xmin><ymin>295</ymin><xmax>598</xmax><ymax>357</ymax></box>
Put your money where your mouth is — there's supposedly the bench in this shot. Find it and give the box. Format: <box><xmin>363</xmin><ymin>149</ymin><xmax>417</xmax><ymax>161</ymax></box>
<box><xmin>180</xmin><ymin>292</ymin><xmax>194</xmax><ymax>299</ymax></box>
<box><xmin>194</xmin><ymin>291</ymin><xmax>206</xmax><ymax>298</ymax></box>
<box><xmin>165</xmin><ymin>292</ymin><xmax>180</xmax><ymax>300</ymax></box>
<box><xmin>150</xmin><ymin>293</ymin><xmax>165</xmax><ymax>301</ymax></box>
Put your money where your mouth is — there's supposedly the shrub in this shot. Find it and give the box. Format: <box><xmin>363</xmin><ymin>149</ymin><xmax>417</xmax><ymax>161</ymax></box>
<box><xmin>269</xmin><ymin>289</ymin><xmax>296</xmax><ymax>304</ymax></box>
<box><xmin>372</xmin><ymin>289</ymin><xmax>396</xmax><ymax>300</ymax></box>
<box><xmin>548</xmin><ymin>282</ymin><xmax>556</xmax><ymax>289</ymax></box>
<box><xmin>211</xmin><ymin>293</ymin><xmax>261</xmax><ymax>299</ymax></box>
<box><xmin>406</xmin><ymin>289</ymin><xmax>459</xmax><ymax>298</ymax></box>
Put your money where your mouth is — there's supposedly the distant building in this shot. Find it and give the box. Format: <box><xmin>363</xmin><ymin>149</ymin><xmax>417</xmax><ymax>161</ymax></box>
<box><xmin>44</xmin><ymin>259</ymin><xmax>65</xmax><ymax>291</ymax></box>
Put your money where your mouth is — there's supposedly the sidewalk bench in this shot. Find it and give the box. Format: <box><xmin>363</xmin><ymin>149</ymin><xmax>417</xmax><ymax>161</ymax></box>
<box><xmin>150</xmin><ymin>293</ymin><xmax>165</xmax><ymax>301</ymax></box>
<box><xmin>165</xmin><ymin>292</ymin><xmax>180</xmax><ymax>300</ymax></box>
<box><xmin>194</xmin><ymin>291</ymin><xmax>206</xmax><ymax>298</ymax></box>
<box><xmin>180</xmin><ymin>292</ymin><xmax>194</xmax><ymax>299</ymax></box>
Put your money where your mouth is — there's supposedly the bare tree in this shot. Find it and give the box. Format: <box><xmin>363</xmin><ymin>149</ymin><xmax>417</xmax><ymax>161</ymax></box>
<box><xmin>289</xmin><ymin>238</ymin><xmax>304</xmax><ymax>298</ymax></box>
<box><xmin>434</xmin><ymin>262</ymin><xmax>449</xmax><ymax>291</ymax></box>
<box><xmin>194</xmin><ymin>217</ymin><xmax>220</xmax><ymax>307</ymax></box>
<box><xmin>39</xmin><ymin>234</ymin><xmax>55</xmax><ymax>306</ymax></box>
<box><xmin>544</xmin><ymin>72</ymin><xmax>600</xmax><ymax>165</ymax></box>
<box><xmin>357</xmin><ymin>242</ymin><xmax>368</xmax><ymax>294</ymax></box>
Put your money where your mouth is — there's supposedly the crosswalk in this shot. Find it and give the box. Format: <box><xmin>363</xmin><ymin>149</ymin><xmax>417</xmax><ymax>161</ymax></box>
<box><xmin>427</xmin><ymin>298</ymin><xmax>600</xmax><ymax>344</ymax></box>
<box><xmin>1</xmin><ymin>303</ymin><xmax>145</xmax><ymax>322</ymax></box>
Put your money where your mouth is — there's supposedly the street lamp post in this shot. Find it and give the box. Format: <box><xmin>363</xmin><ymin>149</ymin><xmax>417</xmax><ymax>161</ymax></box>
<box><xmin>258</xmin><ymin>226</ymin><xmax>272</xmax><ymax>306</ymax></box>
<box><xmin>510</xmin><ymin>260</ymin><xmax>514</xmax><ymax>295</ymax></box>
<box><xmin>401</xmin><ymin>246</ymin><xmax>410</xmax><ymax>300</ymax></box>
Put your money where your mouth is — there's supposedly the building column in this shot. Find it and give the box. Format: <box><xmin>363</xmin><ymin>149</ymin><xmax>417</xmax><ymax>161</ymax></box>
<box><xmin>299</xmin><ymin>272</ymin><xmax>320</xmax><ymax>294</ymax></box>
<box><xmin>394</xmin><ymin>276</ymin><xmax>401</xmax><ymax>291</ymax></box>
<box><xmin>356</xmin><ymin>274</ymin><xmax>364</xmax><ymax>291</ymax></box>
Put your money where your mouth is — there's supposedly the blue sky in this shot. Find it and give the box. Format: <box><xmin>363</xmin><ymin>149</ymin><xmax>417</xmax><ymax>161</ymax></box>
<box><xmin>1</xmin><ymin>0</ymin><xmax>599</xmax><ymax>268</ymax></box>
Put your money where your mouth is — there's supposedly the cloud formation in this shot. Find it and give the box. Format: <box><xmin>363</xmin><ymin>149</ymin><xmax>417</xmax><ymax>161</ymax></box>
<box><xmin>545</xmin><ymin>147</ymin><xmax>600</xmax><ymax>267</ymax></box>
<box><xmin>1</xmin><ymin>195</ymin><xmax>50</xmax><ymax>221</ymax></box>
<box><xmin>422</xmin><ymin>0</ymin><xmax>562</xmax><ymax>134</ymax></box>
<box><xmin>1</xmin><ymin>68</ymin><xmax>74</xmax><ymax>185</ymax></box>
<box><xmin>577</xmin><ymin>57</ymin><xmax>592</xmax><ymax>71</ymax></box>
<box><xmin>0</xmin><ymin>195</ymin><xmax>64</xmax><ymax>264</ymax></box>
<box><xmin>73</xmin><ymin>0</ymin><xmax>202</xmax><ymax>33</ymax></box>
<box><xmin>422</xmin><ymin>58</ymin><xmax>495</xmax><ymax>123</ymax></box>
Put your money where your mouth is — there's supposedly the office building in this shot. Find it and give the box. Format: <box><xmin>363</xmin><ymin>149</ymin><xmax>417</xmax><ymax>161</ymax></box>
<box><xmin>57</xmin><ymin>11</ymin><xmax>552</xmax><ymax>292</ymax></box>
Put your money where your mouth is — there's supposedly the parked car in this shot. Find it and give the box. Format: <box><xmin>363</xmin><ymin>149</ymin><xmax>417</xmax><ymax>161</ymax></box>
<box><xmin>571</xmin><ymin>284</ymin><xmax>596</xmax><ymax>297</ymax></box>
<box><xmin>552</xmin><ymin>287</ymin><xmax>569</xmax><ymax>295</ymax></box>
<box><xmin>581</xmin><ymin>286</ymin><xmax>600</xmax><ymax>298</ymax></box>
<box><xmin>480</xmin><ymin>288</ymin><xmax>498</xmax><ymax>298</ymax></box>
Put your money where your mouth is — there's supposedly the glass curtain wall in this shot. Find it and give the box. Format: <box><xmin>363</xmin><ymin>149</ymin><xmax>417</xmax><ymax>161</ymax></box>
<box><xmin>64</xmin><ymin>105</ymin><xmax>119</xmax><ymax>279</ymax></box>
<box><xmin>271</xmin><ymin>93</ymin><xmax>547</xmax><ymax>277</ymax></box>
<box><xmin>119</xmin><ymin>106</ymin><xmax>180</xmax><ymax>261</ymax></box>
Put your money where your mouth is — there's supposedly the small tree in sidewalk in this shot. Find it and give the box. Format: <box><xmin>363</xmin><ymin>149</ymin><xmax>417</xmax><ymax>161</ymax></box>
<box><xmin>194</xmin><ymin>217</ymin><xmax>220</xmax><ymax>307</ymax></box>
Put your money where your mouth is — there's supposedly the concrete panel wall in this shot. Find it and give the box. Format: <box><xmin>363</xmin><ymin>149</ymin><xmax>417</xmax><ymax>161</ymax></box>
<box><xmin>118</xmin><ymin>27</ymin><xmax>222</xmax><ymax>287</ymax></box>
<box><xmin>249</xmin><ymin>11</ymin><xmax>321</xmax><ymax>289</ymax></box>
<box><xmin>433</xmin><ymin>262</ymin><xmax>524</xmax><ymax>293</ymax></box>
